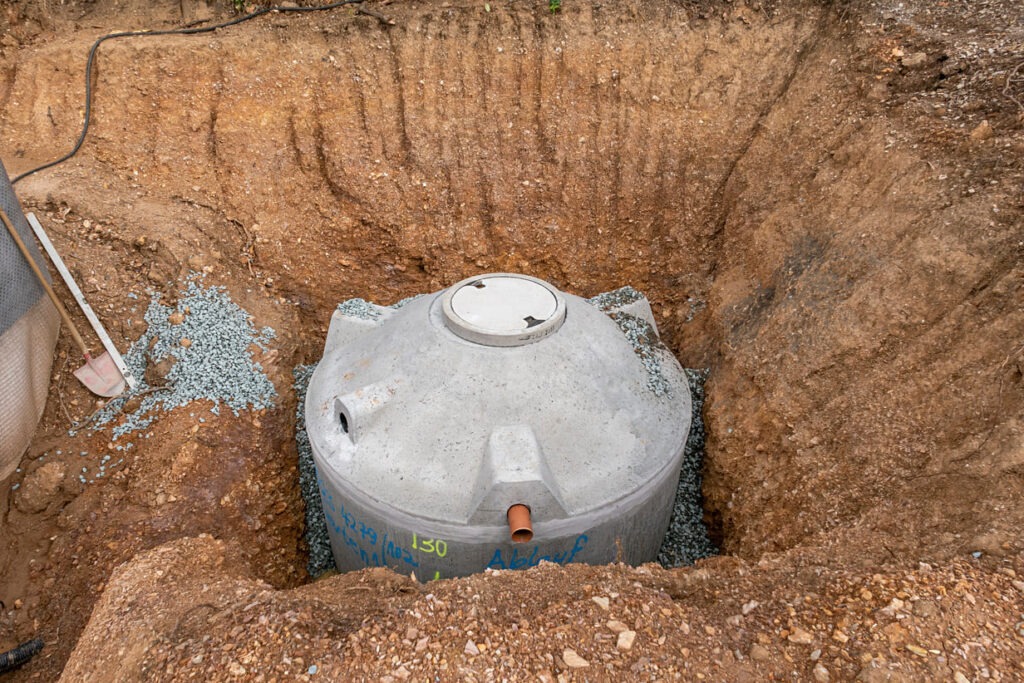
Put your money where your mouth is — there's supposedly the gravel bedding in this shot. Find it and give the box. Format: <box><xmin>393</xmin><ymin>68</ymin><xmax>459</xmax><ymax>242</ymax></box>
<box><xmin>588</xmin><ymin>286</ymin><xmax>672</xmax><ymax>396</ymax></box>
<box><xmin>292</xmin><ymin>362</ymin><xmax>335</xmax><ymax>577</ymax></box>
<box><xmin>78</xmin><ymin>274</ymin><xmax>277</xmax><ymax>440</ymax></box>
<box><xmin>657</xmin><ymin>368</ymin><xmax>718</xmax><ymax>568</ymax></box>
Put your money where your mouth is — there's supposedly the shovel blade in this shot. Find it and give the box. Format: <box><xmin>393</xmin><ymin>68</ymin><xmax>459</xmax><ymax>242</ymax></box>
<box><xmin>73</xmin><ymin>352</ymin><xmax>127</xmax><ymax>398</ymax></box>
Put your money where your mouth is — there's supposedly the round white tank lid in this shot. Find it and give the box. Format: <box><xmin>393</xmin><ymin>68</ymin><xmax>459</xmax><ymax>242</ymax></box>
<box><xmin>441</xmin><ymin>273</ymin><xmax>567</xmax><ymax>347</ymax></box>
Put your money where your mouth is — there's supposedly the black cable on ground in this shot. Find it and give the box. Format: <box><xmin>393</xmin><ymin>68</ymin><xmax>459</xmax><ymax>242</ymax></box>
<box><xmin>11</xmin><ymin>0</ymin><xmax>366</xmax><ymax>186</ymax></box>
<box><xmin>0</xmin><ymin>638</ymin><xmax>44</xmax><ymax>674</ymax></box>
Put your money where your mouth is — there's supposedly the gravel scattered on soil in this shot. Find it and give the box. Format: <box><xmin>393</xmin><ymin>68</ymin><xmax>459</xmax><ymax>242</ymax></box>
<box><xmin>78</xmin><ymin>274</ymin><xmax>277</xmax><ymax>439</ymax></box>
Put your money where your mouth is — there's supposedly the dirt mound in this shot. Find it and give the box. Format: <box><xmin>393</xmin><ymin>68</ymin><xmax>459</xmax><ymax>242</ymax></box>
<box><xmin>61</xmin><ymin>535</ymin><xmax>1024</xmax><ymax>681</ymax></box>
<box><xmin>0</xmin><ymin>0</ymin><xmax>1022</xmax><ymax>679</ymax></box>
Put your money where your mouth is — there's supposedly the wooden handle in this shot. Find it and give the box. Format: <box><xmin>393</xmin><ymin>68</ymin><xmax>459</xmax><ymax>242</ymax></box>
<box><xmin>0</xmin><ymin>207</ymin><xmax>91</xmax><ymax>357</ymax></box>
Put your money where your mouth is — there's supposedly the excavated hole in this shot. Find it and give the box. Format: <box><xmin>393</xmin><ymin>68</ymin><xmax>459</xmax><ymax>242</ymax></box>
<box><xmin>6</xmin><ymin>0</ymin><xmax>1013</xmax><ymax>590</ymax></box>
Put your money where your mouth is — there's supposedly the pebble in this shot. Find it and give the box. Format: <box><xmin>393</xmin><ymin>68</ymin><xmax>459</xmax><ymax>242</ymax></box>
<box><xmin>16</xmin><ymin>461</ymin><xmax>67</xmax><ymax>513</ymax></box>
<box><xmin>741</xmin><ymin>600</ymin><xmax>759</xmax><ymax>615</ymax></box>
<box><xmin>954</xmin><ymin>673</ymin><xmax>970</xmax><ymax>683</ymax></box>
<box><xmin>812</xmin><ymin>663</ymin><xmax>831</xmax><ymax>682</ymax></box>
<box><xmin>788</xmin><ymin>627</ymin><xmax>815</xmax><ymax>645</ymax></box>
<box><xmin>970</xmin><ymin>120</ymin><xmax>994</xmax><ymax>142</ymax></box>
<box><xmin>464</xmin><ymin>640</ymin><xmax>480</xmax><ymax>656</ymax></box>
<box><xmin>562</xmin><ymin>649</ymin><xmax>590</xmax><ymax>668</ymax></box>
<box><xmin>607</xmin><ymin>620</ymin><xmax>629</xmax><ymax>634</ymax></box>
<box><xmin>616</xmin><ymin>630</ymin><xmax>636</xmax><ymax>652</ymax></box>
<box><xmin>1011</xmin><ymin>580</ymin><xmax>1024</xmax><ymax>594</ymax></box>
<box><xmin>749</xmin><ymin>644</ymin><xmax>770</xmax><ymax>661</ymax></box>
<box><xmin>912</xmin><ymin>599</ymin><xmax>938</xmax><ymax>618</ymax></box>
<box><xmin>592</xmin><ymin>596</ymin><xmax>610</xmax><ymax>610</ymax></box>
<box><xmin>901</xmin><ymin>51</ymin><xmax>929</xmax><ymax>69</ymax></box>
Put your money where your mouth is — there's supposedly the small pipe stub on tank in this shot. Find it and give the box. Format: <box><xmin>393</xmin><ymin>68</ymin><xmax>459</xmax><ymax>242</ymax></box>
<box><xmin>507</xmin><ymin>504</ymin><xmax>533</xmax><ymax>543</ymax></box>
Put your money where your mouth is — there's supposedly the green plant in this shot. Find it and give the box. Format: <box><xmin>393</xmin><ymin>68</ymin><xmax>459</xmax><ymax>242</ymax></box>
<box><xmin>549</xmin><ymin>0</ymin><xmax>561</xmax><ymax>13</ymax></box>
<box><xmin>232</xmin><ymin>0</ymin><xmax>246</xmax><ymax>13</ymax></box>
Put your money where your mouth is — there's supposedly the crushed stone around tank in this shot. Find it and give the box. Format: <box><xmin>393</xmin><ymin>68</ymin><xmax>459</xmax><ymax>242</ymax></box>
<box><xmin>657</xmin><ymin>368</ymin><xmax>718</xmax><ymax>568</ymax></box>
<box><xmin>587</xmin><ymin>285</ymin><xmax>645</xmax><ymax>312</ymax></box>
<box><xmin>588</xmin><ymin>287</ymin><xmax>671</xmax><ymax>396</ymax></box>
<box><xmin>607</xmin><ymin>311</ymin><xmax>672</xmax><ymax>397</ymax></box>
<box><xmin>389</xmin><ymin>294</ymin><xmax>423</xmax><ymax>309</ymax></box>
<box><xmin>293</xmin><ymin>363</ymin><xmax>336</xmax><ymax>577</ymax></box>
<box><xmin>76</xmin><ymin>274</ymin><xmax>277</xmax><ymax>439</ymax></box>
<box><xmin>335</xmin><ymin>298</ymin><xmax>382</xmax><ymax>320</ymax></box>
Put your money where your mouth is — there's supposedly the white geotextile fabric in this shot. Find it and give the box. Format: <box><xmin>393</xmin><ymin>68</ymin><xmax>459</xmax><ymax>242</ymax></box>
<box><xmin>0</xmin><ymin>297</ymin><xmax>59</xmax><ymax>479</ymax></box>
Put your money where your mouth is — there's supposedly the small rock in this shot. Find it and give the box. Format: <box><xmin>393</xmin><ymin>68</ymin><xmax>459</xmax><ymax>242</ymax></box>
<box><xmin>180</xmin><ymin>338</ymin><xmax>192</xmax><ymax>348</ymax></box>
<box><xmin>607</xmin><ymin>620</ymin><xmax>629</xmax><ymax>634</ymax></box>
<box><xmin>122</xmin><ymin>395</ymin><xmax>144</xmax><ymax>414</ymax></box>
<box><xmin>832</xmin><ymin>629</ymin><xmax>849</xmax><ymax>644</ymax></box>
<box><xmin>879</xmin><ymin>598</ymin><xmax>905</xmax><ymax>617</ymax></box>
<box><xmin>749</xmin><ymin>644</ymin><xmax>770</xmax><ymax>661</ymax></box>
<box><xmin>155</xmin><ymin>492</ymin><xmax>168</xmax><ymax>506</ymax></box>
<box><xmin>953</xmin><ymin>673</ymin><xmax>970</xmax><ymax>683</ymax></box>
<box><xmin>16</xmin><ymin>462</ymin><xmax>67</xmax><ymax>513</ymax></box>
<box><xmin>1011</xmin><ymin>580</ymin><xmax>1024</xmax><ymax>594</ymax></box>
<box><xmin>617</xmin><ymin>630</ymin><xmax>636</xmax><ymax>652</ymax></box>
<box><xmin>168</xmin><ymin>311</ymin><xmax>185</xmax><ymax>326</ymax></box>
<box><xmin>415</xmin><ymin>636</ymin><xmax>429</xmax><ymax>652</ymax></box>
<box><xmin>145</xmin><ymin>355</ymin><xmax>177</xmax><ymax>385</ymax></box>
<box><xmin>562</xmin><ymin>649</ymin><xmax>589</xmax><ymax>668</ymax></box>
<box><xmin>464</xmin><ymin>640</ymin><xmax>480</xmax><ymax>656</ymax></box>
<box><xmin>813</xmin><ymin>663</ymin><xmax>831</xmax><ymax>682</ymax></box>
<box><xmin>393</xmin><ymin>666</ymin><xmax>410</xmax><ymax>680</ymax></box>
<box><xmin>741</xmin><ymin>600</ymin><xmax>759</xmax><ymax>615</ymax></box>
<box><xmin>941</xmin><ymin>59</ymin><xmax>963</xmax><ymax>76</ymax></box>
<box><xmin>912</xmin><ymin>599</ymin><xmax>938</xmax><ymax>618</ymax></box>
<box><xmin>228</xmin><ymin>661</ymin><xmax>246</xmax><ymax>677</ymax></box>
<box><xmin>405</xmin><ymin>626</ymin><xmax>418</xmax><ymax>640</ymax></box>
<box><xmin>901</xmin><ymin>52</ymin><xmax>929</xmax><ymax>69</ymax></box>
<box><xmin>592</xmin><ymin>596</ymin><xmax>610</xmax><ymax>610</ymax></box>
<box><xmin>970</xmin><ymin>120</ymin><xmax>994</xmax><ymax>142</ymax></box>
<box><xmin>788</xmin><ymin>627</ymin><xmax>815</xmax><ymax>645</ymax></box>
<box><xmin>810</xmin><ymin>649</ymin><xmax>821</xmax><ymax>661</ymax></box>
<box><xmin>905</xmin><ymin>644</ymin><xmax>928</xmax><ymax>657</ymax></box>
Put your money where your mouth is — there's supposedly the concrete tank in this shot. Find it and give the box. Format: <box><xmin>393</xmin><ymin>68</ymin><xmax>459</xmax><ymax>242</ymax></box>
<box><xmin>305</xmin><ymin>274</ymin><xmax>691</xmax><ymax>579</ymax></box>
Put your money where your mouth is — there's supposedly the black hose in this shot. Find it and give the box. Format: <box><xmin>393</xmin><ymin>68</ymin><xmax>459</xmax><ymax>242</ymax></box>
<box><xmin>0</xmin><ymin>638</ymin><xmax>44</xmax><ymax>674</ymax></box>
<box><xmin>11</xmin><ymin>0</ymin><xmax>366</xmax><ymax>185</ymax></box>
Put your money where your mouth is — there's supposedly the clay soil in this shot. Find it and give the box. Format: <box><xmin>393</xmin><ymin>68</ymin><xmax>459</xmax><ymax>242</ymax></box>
<box><xmin>0</xmin><ymin>0</ymin><xmax>1022</xmax><ymax>680</ymax></box>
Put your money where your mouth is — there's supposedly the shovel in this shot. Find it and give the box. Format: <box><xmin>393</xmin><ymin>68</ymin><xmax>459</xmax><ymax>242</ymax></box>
<box><xmin>0</xmin><ymin>207</ymin><xmax>128</xmax><ymax>397</ymax></box>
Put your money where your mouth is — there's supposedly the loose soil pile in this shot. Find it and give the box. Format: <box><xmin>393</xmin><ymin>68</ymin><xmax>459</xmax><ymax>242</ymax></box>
<box><xmin>0</xmin><ymin>0</ymin><xmax>1021</xmax><ymax>680</ymax></box>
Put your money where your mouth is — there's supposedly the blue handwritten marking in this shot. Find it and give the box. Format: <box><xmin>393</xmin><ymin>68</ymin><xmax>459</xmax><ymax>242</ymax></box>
<box><xmin>318</xmin><ymin>488</ymin><xmax>418</xmax><ymax>569</ymax></box>
<box><xmin>486</xmin><ymin>534</ymin><xmax>589</xmax><ymax>570</ymax></box>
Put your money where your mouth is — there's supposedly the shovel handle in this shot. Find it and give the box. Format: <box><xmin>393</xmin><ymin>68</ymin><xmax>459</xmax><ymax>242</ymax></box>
<box><xmin>0</xmin><ymin>207</ymin><xmax>91</xmax><ymax>358</ymax></box>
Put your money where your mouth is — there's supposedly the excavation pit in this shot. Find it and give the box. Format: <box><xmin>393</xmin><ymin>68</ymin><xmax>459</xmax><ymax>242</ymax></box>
<box><xmin>1</xmin><ymin>0</ymin><xmax>1022</xmax><ymax>678</ymax></box>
